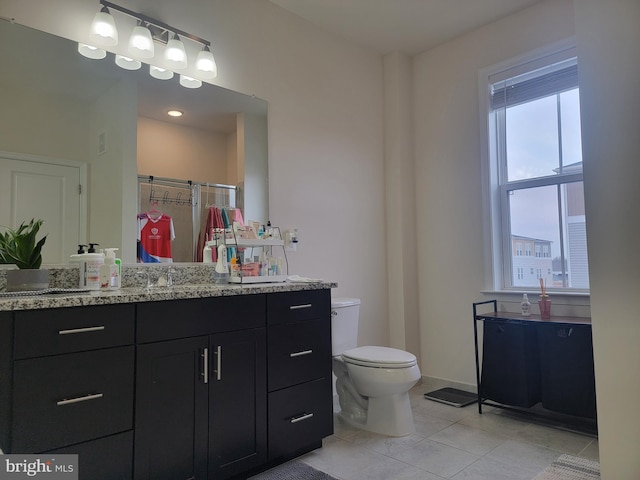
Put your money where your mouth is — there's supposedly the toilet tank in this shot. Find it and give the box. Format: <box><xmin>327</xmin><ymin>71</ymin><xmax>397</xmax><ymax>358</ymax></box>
<box><xmin>331</xmin><ymin>297</ymin><xmax>361</xmax><ymax>356</ymax></box>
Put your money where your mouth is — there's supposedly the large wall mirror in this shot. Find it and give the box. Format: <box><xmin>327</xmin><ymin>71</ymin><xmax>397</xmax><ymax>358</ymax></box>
<box><xmin>0</xmin><ymin>19</ymin><xmax>268</xmax><ymax>264</ymax></box>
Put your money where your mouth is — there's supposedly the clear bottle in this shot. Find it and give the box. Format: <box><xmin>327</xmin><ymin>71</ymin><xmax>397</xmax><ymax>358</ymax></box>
<box><xmin>521</xmin><ymin>293</ymin><xmax>531</xmax><ymax>317</ymax></box>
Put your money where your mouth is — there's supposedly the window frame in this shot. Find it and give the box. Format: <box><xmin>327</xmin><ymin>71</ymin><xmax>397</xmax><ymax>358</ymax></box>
<box><xmin>478</xmin><ymin>39</ymin><xmax>590</xmax><ymax>296</ymax></box>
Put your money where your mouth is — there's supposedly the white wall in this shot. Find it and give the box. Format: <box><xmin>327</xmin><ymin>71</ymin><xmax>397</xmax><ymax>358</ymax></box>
<box><xmin>0</xmin><ymin>0</ymin><xmax>388</xmax><ymax>346</ymax></box>
<box><xmin>575</xmin><ymin>1</ymin><xmax>640</xmax><ymax>477</ymax></box>
<box><xmin>412</xmin><ymin>0</ymin><xmax>576</xmax><ymax>385</ymax></box>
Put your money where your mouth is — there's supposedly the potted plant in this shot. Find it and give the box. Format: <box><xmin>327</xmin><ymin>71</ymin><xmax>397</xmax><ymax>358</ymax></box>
<box><xmin>0</xmin><ymin>218</ymin><xmax>49</xmax><ymax>291</ymax></box>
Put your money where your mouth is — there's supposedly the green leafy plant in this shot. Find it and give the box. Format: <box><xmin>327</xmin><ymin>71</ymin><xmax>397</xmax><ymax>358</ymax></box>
<box><xmin>0</xmin><ymin>219</ymin><xmax>47</xmax><ymax>269</ymax></box>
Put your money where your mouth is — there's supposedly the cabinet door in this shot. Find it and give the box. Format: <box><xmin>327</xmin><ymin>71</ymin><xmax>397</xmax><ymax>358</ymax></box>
<box><xmin>209</xmin><ymin>328</ymin><xmax>267</xmax><ymax>480</ymax></box>
<box><xmin>134</xmin><ymin>337</ymin><xmax>209</xmax><ymax>480</ymax></box>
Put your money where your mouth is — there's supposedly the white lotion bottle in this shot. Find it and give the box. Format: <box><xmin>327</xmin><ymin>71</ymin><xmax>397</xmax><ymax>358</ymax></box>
<box><xmin>521</xmin><ymin>293</ymin><xmax>531</xmax><ymax>316</ymax></box>
<box><xmin>103</xmin><ymin>248</ymin><xmax>120</xmax><ymax>289</ymax></box>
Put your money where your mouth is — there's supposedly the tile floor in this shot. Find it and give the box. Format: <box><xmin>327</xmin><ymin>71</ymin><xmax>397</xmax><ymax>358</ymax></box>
<box><xmin>298</xmin><ymin>383</ymin><xmax>599</xmax><ymax>480</ymax></box>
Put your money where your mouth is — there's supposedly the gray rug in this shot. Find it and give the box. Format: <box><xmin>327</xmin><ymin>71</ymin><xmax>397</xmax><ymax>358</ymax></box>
<box><xmin>533</xmin><ymin>454</ymin><xmax>600</xmax><ymax>480</ymax></box>
<box><xmin>248</xmin><ymin>460</ymin><xmax>338</xmax><ymax>480</ymax></box>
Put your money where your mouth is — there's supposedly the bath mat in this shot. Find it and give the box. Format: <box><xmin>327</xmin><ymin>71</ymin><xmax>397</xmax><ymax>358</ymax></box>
<box><xmin>248</xmin><ymin>460</ymin><xmax>339</xmax><ymax>480</ymax></box>
<box><xmin>424</xmin><ymin>387</ymin><xmax>477</xmax><ymax>407</ymax></box>
<box><xmin>533</xmin><ymin>454</ymin><xmax>600</xmax><ymax>480</ymax></box>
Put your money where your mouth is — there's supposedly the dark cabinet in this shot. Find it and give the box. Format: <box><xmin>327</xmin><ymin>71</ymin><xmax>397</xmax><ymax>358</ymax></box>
<box><xmin>266</xmin><ymin>290</ymin><xmax>333</xmax><ymax>461</ymax></box>
<box><xmin>134</xmin><ymin>296</ymin><xmax>267</xmax><ymax>480</ymax></box>
<box><xmin>134</xmin><ymin>337</ymin><xmax>209</xmax><ymax>480</ymax></box>
<box><xmin>1</xmin><ymin>288</ymin><xmax>333</xmax><ymax>480</ymax></box>
<box><xmin>0</xmin><ymin>304</ymin><xmax>135</xmax><ymax>480</ymax></box>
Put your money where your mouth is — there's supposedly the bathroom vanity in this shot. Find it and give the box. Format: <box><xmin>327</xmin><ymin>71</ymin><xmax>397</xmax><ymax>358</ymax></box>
<box><xmin>0</xmin><ymin>281</ymin><xmax>335</xmax><ymax>480</ymax></box>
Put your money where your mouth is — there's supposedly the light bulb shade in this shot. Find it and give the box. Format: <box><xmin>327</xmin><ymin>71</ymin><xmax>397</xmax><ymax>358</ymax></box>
<box><xmin>78</xmin><ymin>42</ymin><xmax>107</xmax><ymax>59</ymax></box>
<box><xmin>179</xmin><ymin>75</ymin><xmax>202</xmax><ymax>89</ymax></box>
<box><xmin>115</xmin><ymin>54</ymin><xmax>141</xmax><ymax>70</ymax></box>
<box><xmin>195</xmin><ymin>47</ymin><xmax>217</xmax><ymax>79</ymax></box>
<box><xmin>129</xmin><ymin>24</ymin><xmax>154</xmax><ymax>59</ymax></box>
<box><xmin>89</xmin><ymin>8</ymin><xmax>118</xmax><ymax>46</ymax></box>
<box><xmin>165</xmin><ymin>34</ymin><xmax>187</xmax><ymax>69</ymax></box>
<box><xmin>149</xmin><ymin>64</ymin><xmax>174</xmax><ymax>80</ymax></box>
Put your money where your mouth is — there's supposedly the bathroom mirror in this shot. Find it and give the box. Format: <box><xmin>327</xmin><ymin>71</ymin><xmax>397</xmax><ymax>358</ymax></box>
<box><xmin>0</xmin><ymin>20</ymin><xmax>268</xmax><ymax>264</ymax></box>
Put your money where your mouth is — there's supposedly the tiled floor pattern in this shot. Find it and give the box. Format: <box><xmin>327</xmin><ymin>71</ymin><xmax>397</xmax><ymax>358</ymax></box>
<box><xmin>298</xmin><ymin>384</ymin><xmax>599</xmax><ymax>480</ymax></box>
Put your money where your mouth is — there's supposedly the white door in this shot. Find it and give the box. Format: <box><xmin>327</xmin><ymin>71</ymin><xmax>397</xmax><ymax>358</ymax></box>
<box><xmin>0</xmin><ymin>154</ymin><xmax>84</xmax><ymax>264</ymax></box>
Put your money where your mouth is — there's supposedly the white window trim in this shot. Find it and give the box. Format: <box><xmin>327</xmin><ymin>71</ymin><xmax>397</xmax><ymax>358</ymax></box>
<box><xmin>477</xmin><ymin>37</ymin><xmax>589</xmax><ymax>300</ymax></box>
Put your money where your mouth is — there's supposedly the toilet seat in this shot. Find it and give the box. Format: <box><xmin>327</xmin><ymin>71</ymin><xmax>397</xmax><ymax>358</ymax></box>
<box><xmin>342</xmin><ymin>346</ymin><xmax>417</xmax><ymax>369</ymax></box>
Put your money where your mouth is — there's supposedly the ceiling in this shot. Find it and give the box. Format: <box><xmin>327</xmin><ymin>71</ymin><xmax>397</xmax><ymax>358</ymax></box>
<box><xmin>269</xmin><ymin>0</ymin><xmax>543</xmax><ymax>55</ymax></box>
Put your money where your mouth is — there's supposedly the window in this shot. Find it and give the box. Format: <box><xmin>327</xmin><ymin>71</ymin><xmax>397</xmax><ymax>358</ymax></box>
<box><xmin>483</xmin><ymin>47</ymin><xmax>589</xmax><ymax>291</ymax></box>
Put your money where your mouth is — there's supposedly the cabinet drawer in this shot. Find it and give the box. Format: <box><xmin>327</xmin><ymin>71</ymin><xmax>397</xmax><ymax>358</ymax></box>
<box><xmin>45</xmin><ymin>431</ymin><xmax>133</xmax><ymax>480</ymax></box>
<box><xmin>268</xmin><ymin>318</ymin><xmax>331</xmax><ymax>391</ymax></box>
<box><xmin>137</xmin><ymin>295</ymin><xmax>266</xmax><ymax>343</ymax></box>
<box><xmin>11</xmin><ymin>346</ymin><xmax>134</xmax><ymax>452</ymax></box>
<box><xmin>14</xmin><ymin>305</ymin><xmax>134</xmax><ymax>359</ymax></box>
<box><xmin>268</xmin><ymin>378</ymin><xmax>333</xmax><ymax>461</ymax></box>
<box><xmin>267</xmin><ymin>290</ymin><xmax>330</xmax><ymax>325</ymax></box>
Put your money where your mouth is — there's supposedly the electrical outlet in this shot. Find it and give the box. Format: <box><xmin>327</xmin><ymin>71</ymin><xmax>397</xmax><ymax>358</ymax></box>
<box><xmin>285</xmin><ymin>229</ymin><xmax>298</xmax><ymax>251</ymax></box>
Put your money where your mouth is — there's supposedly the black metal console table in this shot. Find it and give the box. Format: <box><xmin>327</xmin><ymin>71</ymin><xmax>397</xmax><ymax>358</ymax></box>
<box><xmin>473</xmin><ymin>300</ymin><xmax>597</xmax><ymax>434</ymax></box>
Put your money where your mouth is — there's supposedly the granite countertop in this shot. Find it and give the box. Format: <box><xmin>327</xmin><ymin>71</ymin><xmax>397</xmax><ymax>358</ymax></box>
<box><xmin>0</xmin><ymin>282</ymin><xmax>337</xmax><ymax>312</ymax></box>
<box><xmin>0</xmin><ymin>263</ymin><xmax>336</xmax><ymax>311</ymax></box>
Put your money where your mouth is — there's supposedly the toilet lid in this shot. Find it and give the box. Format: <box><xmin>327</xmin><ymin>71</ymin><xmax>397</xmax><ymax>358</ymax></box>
<box><xmin>342</xmin><ymin>346</ymin><xmax>417</xmax><ymax>369</ymax></box>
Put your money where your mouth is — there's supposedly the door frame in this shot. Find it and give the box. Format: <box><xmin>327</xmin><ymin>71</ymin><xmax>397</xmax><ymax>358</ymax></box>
<box><xmin>0</xmin><ymin>150</ymin><xmax>88</xmax><ymax>245</ymax></box>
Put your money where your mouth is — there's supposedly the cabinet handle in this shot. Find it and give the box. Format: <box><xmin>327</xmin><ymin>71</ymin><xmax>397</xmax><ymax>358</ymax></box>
<box><xmin>290</xmin><ymin>304</ymin><xmax>312</xmax><ymax>310</ymax></box>
<box><xmin>290</xmin><ymin>412</ymin><xmax>314</xmax><ymax>424</ymax></box>
<box><xmin>290</xmin><ymin>349</ymin><xmax>313</xmax><ymax>358</ymax></box>
<box><xmin>202</xmin><ymin>348</ymin><xmax>209</xmax><ymax>384</ymax></box>
<box><xmin>214</xmin><ymin>345</ymin><xmax>222</xmax><ymax>381</ymax></box>
<box><xmin>56</xmin><ymin>393</ymin><xmax>103</xmax><ymax>406</ymax></box>
<box><xmin>58</xmin><ymin>326</ymin><xmax>105</xmax><ymax>335</ymax></box>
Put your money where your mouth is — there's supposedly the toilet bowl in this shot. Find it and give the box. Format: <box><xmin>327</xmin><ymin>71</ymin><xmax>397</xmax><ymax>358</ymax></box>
<box><xmin>331</xmin><ymin>298</ymin><xmax>421</xmax><ymax>437</ymax></box>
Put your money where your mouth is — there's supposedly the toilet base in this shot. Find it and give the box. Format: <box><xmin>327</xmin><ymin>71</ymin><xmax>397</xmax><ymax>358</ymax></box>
<box><xmin>338</xmin><ymin>392</ymin><xmax>415</xmax><ymax>437</ymax></box>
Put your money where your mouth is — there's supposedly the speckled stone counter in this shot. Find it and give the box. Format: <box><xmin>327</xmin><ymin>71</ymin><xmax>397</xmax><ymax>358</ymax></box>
<box><xmin>0</xmin><ymin>264</ymin><xmax>336</xmax><ymax>311</ymax></box>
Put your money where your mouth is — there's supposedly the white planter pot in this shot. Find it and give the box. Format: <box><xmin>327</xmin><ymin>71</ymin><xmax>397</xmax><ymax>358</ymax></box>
<box><xmin>6</xmin><ymin>268</ymin><xmax>49</xmax><ymax>292</ymax></box>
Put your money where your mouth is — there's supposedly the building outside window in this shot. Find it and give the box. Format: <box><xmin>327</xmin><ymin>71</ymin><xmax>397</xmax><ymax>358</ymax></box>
<box><xmin>482</xmin><ymin>45</ymin><xmax>589</xmax><ymax>291</ymax></box>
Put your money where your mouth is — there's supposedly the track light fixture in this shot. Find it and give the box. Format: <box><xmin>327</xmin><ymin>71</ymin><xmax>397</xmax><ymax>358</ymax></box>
<box><xmin>78</xmin><ymin>1</ymin><xmax>218</xmax><ymax>87</ymax></box>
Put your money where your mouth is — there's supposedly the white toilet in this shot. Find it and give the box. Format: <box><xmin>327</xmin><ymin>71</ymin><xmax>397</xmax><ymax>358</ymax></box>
<box><xmin>331</xmin><ymin>297</ymin><xmax>421</xmax><ymax>437</ymax></box>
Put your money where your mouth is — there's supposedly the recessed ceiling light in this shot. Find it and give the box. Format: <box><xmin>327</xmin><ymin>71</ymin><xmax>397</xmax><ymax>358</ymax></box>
<box><xmin>167</xmin><ymin>110</ymin><xmax>183</xmax><ymax>117</ymax></box>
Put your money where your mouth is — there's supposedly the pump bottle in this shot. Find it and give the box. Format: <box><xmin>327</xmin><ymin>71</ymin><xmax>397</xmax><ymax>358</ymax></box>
<box><xmin>100</xmin><ymin>248</ymin><xmax>120</xmax><ymax>289</ymax></box>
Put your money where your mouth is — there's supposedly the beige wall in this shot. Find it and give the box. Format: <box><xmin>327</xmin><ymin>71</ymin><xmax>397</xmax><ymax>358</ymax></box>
<box><xmin>0</xmin><ymin>84</ymin><xmax>89</xmax><ymax>161</ymax></box>
<box><xmin>137</xmin><ymin>117</ymin><xmax>230</xmax><ymax>185</ymax></box>
<box><xmin>412</xmin><ymin>0</ymin><xmax>577</xmax><ymax>386</ymax></box>
<box><xmin>575</xmin><ymin>1</ymin><xmax>640</xmax><ymax>477</ymax></box>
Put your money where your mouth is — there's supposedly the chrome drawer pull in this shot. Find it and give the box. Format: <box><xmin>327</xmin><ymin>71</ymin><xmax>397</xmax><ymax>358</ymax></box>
<box><xmin>290</xmin><ymin>304</ymin><xmax>312</xmax><ymax>310</ymax></box>
<box><xmin>58</xmin><ymin>326</ymin><xmax>105</xmax><ymax>335</ymax></box>
<box><xmin>290</xmin><ymin>413</ymin><xmax>314</xmax><ymax>424</ymax></box>
<box><xmin>290</xmin><ymin>349</ymin><xmax>313</xmax><ymax>358</ymax></box>
<box><xmin>202</xmin><ymin>347</ymin><xmax>209</xmax><ymax>384</ymax></box>
<box><xmin>56</xmin><ymin>393</ymin><xmax>103</xmax><ymax>406</ymax></box>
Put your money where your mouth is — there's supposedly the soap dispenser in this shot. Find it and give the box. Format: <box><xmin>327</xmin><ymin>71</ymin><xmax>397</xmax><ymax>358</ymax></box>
<box><xmin>101</xmin><ymin>248</ymin><xmax>120</xmax><ymax>289</ymax></box>
<box><xmin>213</xmin><ymin>244</ymin><xmax>229</xmax><ymax>284</ymax></box>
